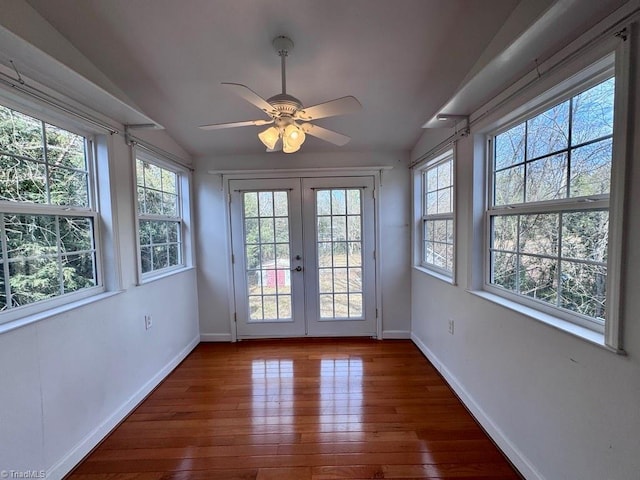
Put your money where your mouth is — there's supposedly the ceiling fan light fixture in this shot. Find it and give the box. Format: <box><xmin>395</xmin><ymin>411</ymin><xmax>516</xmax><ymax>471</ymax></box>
<box><xmin>284</xmin><ymin>123</ymin><xmax>305</xmax><ymax>145</ymax></box>
<box><xmin>258</xmin><ymin>126</ymin><xmax>280</xmax><ymax>150</ymax></box>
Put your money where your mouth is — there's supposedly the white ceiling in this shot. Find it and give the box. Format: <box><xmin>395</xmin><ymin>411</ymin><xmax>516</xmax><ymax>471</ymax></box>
<box><xmin>19</xmin><ymin>0</ymin><xmax>623</xmax><ymax>157</ymax></box>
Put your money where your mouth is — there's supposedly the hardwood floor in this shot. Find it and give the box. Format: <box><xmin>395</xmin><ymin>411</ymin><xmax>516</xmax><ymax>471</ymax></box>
<box><xmin>66</xmin><ymin>339</ymin><xmax>522</xmax><ymax>479</ymax></box>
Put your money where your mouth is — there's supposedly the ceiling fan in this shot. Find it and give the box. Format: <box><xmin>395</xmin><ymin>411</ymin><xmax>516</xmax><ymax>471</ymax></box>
<box><xmin>198</xmin><ymin>35</ymin><xmax>362</xmax><ymax>153</ymax></box>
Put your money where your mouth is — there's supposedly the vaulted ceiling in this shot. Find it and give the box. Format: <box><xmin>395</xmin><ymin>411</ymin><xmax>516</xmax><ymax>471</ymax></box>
<box><xmin>20</xmin><ymin>0</ymin><xmax>628</xmax><ymax>157</ymax></box>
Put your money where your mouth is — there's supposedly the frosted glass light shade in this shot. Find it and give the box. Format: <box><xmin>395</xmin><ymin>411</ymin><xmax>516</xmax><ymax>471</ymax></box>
<box><xmin>258</xmin><ymin>126</ymin><xmax>280</xmax><ymax>150</ymax></box>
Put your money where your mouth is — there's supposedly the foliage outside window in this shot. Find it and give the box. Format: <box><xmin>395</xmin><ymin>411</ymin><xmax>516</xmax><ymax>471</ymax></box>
<box><xmin>421</xmin><ymin>150</ymin><xmax>454</xmax><ymax>276</ymax></box>
<box><xmin>0</xmin><ymin>103</ymin><xmax>98</xmax><ymax>316</ymax></box>
<box><xmin>136</xmin><ymin>157</ymin><xmax>183</xmax><ymax>275</ymax></box>
<box><xmin>488</xmin><ymin>75</ymin><xmax>614</xmax><ymax>329</ymax></box>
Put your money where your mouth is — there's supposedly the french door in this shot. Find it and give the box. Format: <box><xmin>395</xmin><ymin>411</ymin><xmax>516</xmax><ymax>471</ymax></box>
<box><xmin>229</xmin><ymin>176</ymin><xmax>377</xmax><ymax>338</ymax></box>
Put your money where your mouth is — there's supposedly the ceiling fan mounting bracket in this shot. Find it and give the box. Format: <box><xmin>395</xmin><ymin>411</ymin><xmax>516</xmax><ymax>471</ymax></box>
<box><xmin>272</xmin><ymin>35</ymin><xmax>294</xmax><ymax>56</ymax></box>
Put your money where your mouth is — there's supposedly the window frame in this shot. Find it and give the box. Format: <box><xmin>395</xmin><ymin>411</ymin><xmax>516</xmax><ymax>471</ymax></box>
<box><xmin>0</xmin><ymin>99</ymin><xmax>105</xmax><ymax>325</ymax></box>
<box><xmin>133</xmin><ymin>148</ymin><xmax>190</xmax><ymax>282</ymax></box>
<box><xmin>414</xmin><ymin>147</ymin><xmax>456</xmax><ymax>282</ymax></box>
<box><xmin>482</xmin><ymin>49</ymin><xmax>628</xmax><ymax>350</ymax></box>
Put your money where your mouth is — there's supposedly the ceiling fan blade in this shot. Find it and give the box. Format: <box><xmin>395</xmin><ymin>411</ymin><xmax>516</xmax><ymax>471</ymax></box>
<box><xmin>222</xmin><ymin>82</ymin><xmax>277</xmax><ymax>115</ymax></box>
<box><xmin>301</xmin><ymin>123</ymin><xmax>351</xmax><ymax>146</ymax></box>
<box><xmin>296</xmin><ymin>96</ymin><xmax>362</xmax><ymax>121</ymax></box>
<box><xmin>198</xmin><ymin>119</ymin><xmax>273</xmax><ymax>130</ymax></box>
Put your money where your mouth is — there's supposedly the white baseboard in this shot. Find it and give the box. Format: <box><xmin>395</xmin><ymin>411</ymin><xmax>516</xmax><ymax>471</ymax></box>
<box><xmin>410</xmin><ymin>333</ymin><xmax>544</xmax><ymax>480</ymax></box>
<box><xmin>382</xmin><ymin>329</ymin><xmax>411</xmax><ymax>339</ymax></box>
<box><xmin>47</xmin><ymin>335</ymin><xmax>200</xmax><ymax>480</ymax></box>
<box><xmin>200</xmin><ymin>333</ymin><xmax>232</xmax><ymax>342</ymax></box>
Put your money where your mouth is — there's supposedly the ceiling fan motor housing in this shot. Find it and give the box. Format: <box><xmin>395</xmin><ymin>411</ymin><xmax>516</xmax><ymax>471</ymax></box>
<box><xmin>267</xmin><ymin>93</ymin><xmax>303</xmax><ymax>116</ymax></box>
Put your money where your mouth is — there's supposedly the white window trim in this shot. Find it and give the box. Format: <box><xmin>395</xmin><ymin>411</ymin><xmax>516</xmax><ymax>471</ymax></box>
<box><xmin>133</xmin><ymin>147</ymin><xmax>192</xmax><ymax>284</ymax></box>
<box><xmin>478</xmin><ymin>44</ymin><xmax>629</xmax><ymax>353</ymax></box>
<box><xmin>412</xmin><ymin>146</ymin><xmax>456</xmax><ymax>284</ymax></box>
<box><xmin>0</xmin><ymin>100</ymin><xmax>108</xmax><ymax>326</ymax></box>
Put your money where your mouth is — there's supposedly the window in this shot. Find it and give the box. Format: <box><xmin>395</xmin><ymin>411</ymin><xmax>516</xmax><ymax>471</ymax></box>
<box><xmin>486</xmin><ymin>69</ymin><xmax>618</xmax><ymax>332</ymax></box>
<box><xmin>135</xmin><ymin>154</ymin><xmax>185</xmax><ymax>277</ymax></box>
<box><xmin>0</xmin><ymin>102</ymin><xmax>99</xmax><ymax>320</ymax></box>
<box><xmin>419</xmin><ymin>149</ymin><xmax>455</xmax><ymax>278</ymax></box>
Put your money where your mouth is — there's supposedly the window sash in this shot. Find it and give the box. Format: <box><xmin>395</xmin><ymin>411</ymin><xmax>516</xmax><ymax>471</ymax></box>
<box><xmin>485</xmin><ymin>72</ymin><xmax>616</xmax><ymax>331</ymax></box>
<box><xmin>134</xmin><ymin>154</ymin><xmax>187</xmax><ymax>279</ymax></box>
<box><xmin>418</xmin><ymin>151</ymin><xmax>455</xmax><ymax>276</ymax></box>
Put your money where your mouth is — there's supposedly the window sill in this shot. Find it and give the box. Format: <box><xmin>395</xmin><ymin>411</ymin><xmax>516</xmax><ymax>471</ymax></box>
<box><xmin>0</xmin><ymin>290</ymin><xmax>125</xmax><ymax>336</ymax></box>
<box><xmin>138</xmin><ymin>265</ymin><xmax>195</xmax><ymax>285</ymax></box>
<box><xmin>467</xmin><ymin>289</ymin><xmax>623</xmax><ymax>354</ymax></box>
<box><xmin>413</xmin><ymin>265</ymin><xmax>456</xmax><ymax>285</ymax></box>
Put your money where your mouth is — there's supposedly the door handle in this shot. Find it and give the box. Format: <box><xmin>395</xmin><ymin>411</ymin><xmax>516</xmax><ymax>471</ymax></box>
<box><xmin>291</xmin><ymin>266</ymin><xmax>303</xmax><ymax>272</ymax></box>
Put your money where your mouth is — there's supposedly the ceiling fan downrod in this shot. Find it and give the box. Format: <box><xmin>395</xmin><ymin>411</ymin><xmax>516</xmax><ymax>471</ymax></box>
<box><xmin>273</xmin><ymin>35</ymin><xmax>293</xmax><ymax>95</ymax></box>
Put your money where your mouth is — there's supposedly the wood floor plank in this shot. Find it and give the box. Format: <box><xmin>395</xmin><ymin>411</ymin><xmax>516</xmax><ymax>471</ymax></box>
<box><xmin>65</xmin><ymin>340</ymin><xmax>521</xmax><ymax>479</ymax></box>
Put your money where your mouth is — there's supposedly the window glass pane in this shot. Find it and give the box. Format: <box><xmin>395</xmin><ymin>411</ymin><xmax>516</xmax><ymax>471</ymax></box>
<box><xmin>437</xmin><ymin>188</ymin><xmax>451</xmax><ymax>214</ymax></box>
<box><xmin>519</xmin><ymin>213</ymin><xmax>559</xmax><ymax>256</ymax></box>
<box><xmin>62</xmin><ymin>253</ymin><xmax>96</xmax><ymax>293</ymax></box>
<box><xmin>426</xmin><ymin>191</ymin><xmax>438</xmax><ymax>214</ymax></box>
<box><xmin>167</xmin><ymin>222</ymin><xmax>180</xmax><ymax>243</ymax></box>
<box><xmin>331</xmin><ymin>190</ymin><xmax>346</xmax><ymax>215</ymax></box>
<box><xmin>275</xmin><ymin>218</ymin><xmax>289</xmax><ymax>243</ymax></box>
<box><xmin>437</xmin><ymin>161</ymin><xmax>451</xmax><ymax>189</ymax></box>
<box><xmin>45</xmin><ymin>124</ymin><xmax>85</xmax><ymax>170</ymax></box>
<box><xmin>144</xmin><ymin>189</ymin><xmax>163</xmax><ymax>215</ymax></box>
<box><xmin>519</xmin><ymin>254</ymin><xmax>558</xmax><ymax>303</ymax></box>
<box><xmin>273</xmin><ymin>191</ymin><xmax>288</xmax><ymax>216</ymax></box>
<box><xmin>49</xmin><ymin>167</ymin><xmax>89</xmax><ymax>207</ymax></box>
<box><xmin>0</xmin><ymin>156</ymin><xmax>47</xmax><ymax>203</ymax></box>
<box><xmin>491</xmin><ymin>215</ymin><xmax>517</xmax><ymax>252</ymax></box>
<box><xmin>258</xmin><ymin>192</ymin><xmax>273</xmax><ymax>217</ymax></box>
<box><xmin>144</xmin><ymin>163</ymin><xmax>163</xmax><ymax>190</ymax></box>
<box><xmin>5</xmin><ymin>214</ymin><xmax>57</xmax><ymax>258</ymax></box>
<box><xmin>525</xmin><ymin>154</ymin><xmax>567</xmax><ymax>202</ymax></box>
<box><xmin>161</xmin><ymin>169</ymin><xmax>177</xmax><ymax>194</ymax></box>
<box><xmin>163</xmin><ymin>193</ymin><xmax>178</xmax><ymax>216</ymax></box>
<box><xmin>9</xmin><ymin>257</ymin><xmax>59</xmax><ymax>307</ymax></box>
<box><xmin>259</xmin><ymin>217</ymin><xmax>275</xmax><ymax>243</ymax></box>
<box><xmin>151</xmin><ymin>221</ymin><xmax>168</xmax><ymax>244</ymax></box>
<box><xmin>494</xmin><ymin>123</ymin><xmax>525</xmax><ymax>170</ymax></box>
<box><xmin>526</xmin><ymin>101</ymin><xmax>569</xmax><ymax>159</ymax></box>
<box><xmin>0</xmin><ymin>106</ymin><xmax>44</xmax><ymax>161</ymax></box>
<box><xmin>152</xmin><ymin>245</ymin><xmax>168</xmax><ymax>270</ymax></box>
<box><xmin>317</xmin><ymin>216</ymin><xmax>331</xmax><ymax>241</ymax></box>
<box><xmin>560</xmin><ymin>261</ymin><xmax>606</xmax><ymax>320</ymax></box>
<box><xmin>244</xmin><ymin>192</ymin><xmax>258</xmax><ymax>217</ymax></box>
<box><xmin>346</xmin><ymin>190</ymin><xmax>361</xmax><ymax>215</ymax></box>
<box><xmin>494</xmin><ymin>165</ymin><xmax>524</xmax><ymax>205</ymax></box>
<box><xmin>569</xmin><ymin>138</ymin><xmax>612</xmax><ymax>197</ymax></box>
<box><xmin>332</xmin><ymin>216</ymin><xmax>346</xmax><ymax>241</ymax></box>
<box><xmin>139</xmin><ymin>220</ymin><xmax>152</xmax><ymax>245</ymax></box>
<box><xmin>60</xmin><ymin>216</ymin><xmax>93</xmax><ymax>252</ymax></box>
<box><xmin>561</xmin><ymin>211</ymin><xmax>608</xmax><ymax>262</ymax></box>
<box><xmin>491</xmin><ymin>251</ymin><xmax>517</xmax><ymax>290</ymax></box>
<box><xmin>317</xmin><ymin>190</ymin><xmax>330</xmax><ymax>215</ymax></box>
<box><xmin>168</xmin><ymin>244</ymin><xmax>180</xmax><ymax>267</ymax></box>
<box><xmin>572</xmin><ymin>78</ymin><xmax>614</xmax><ymax>145</ymax></box>
<box><xmin>347</xmin><ymin>216</ymin><xmax>361</xmax><ymax>241</ymax></box>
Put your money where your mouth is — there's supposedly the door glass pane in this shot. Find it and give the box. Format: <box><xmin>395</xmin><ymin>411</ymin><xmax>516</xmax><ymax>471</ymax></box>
<box><xmin>243</xmin><ymin>191</ymin><xmax>292</xmax><ymax>322</ymax></box>
<box><xmin>316</xmin><ymin>189</ymin><xmax>363</xmax><ymax>319</ymax></box>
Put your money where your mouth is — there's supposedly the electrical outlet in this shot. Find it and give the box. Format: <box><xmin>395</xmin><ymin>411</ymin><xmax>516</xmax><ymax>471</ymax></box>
<box><xmin>145</xmin><ymin>315</ymin><xmax>152</xmax><ymax>330</ymax></box>
<box><xmin>448</xmin><ymin>319</ymin><xmax>454</xmax><ymax>335</ymax></box>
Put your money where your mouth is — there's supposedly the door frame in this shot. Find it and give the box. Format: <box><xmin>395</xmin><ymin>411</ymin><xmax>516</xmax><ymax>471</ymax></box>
<box><xmin>219</xmin><ymin>167</ymin><xmax>387</xmax><ymax>341</ymax></box>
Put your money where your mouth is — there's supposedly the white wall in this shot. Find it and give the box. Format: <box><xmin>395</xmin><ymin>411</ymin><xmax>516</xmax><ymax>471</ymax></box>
<box><xmin>410</xmin><ymin>15</ymin><xmax>640</xmax><ymax>480</ymax></box>
<box><xmin>194</xmin><ymin>151</ymin><xmax>411</xmax><ymax>340</ymax></box>
<box><xmin>0</xmin><ymin>6</ymin><xmax>200</xmax><ymax>478</ymax></box>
